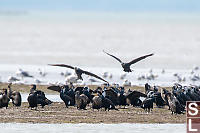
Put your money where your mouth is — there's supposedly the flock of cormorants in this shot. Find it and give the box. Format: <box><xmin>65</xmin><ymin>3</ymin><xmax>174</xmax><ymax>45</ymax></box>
<box><xmin>1</xmin><ymin>81</ymin><xmax>200</xmax><ymax>115</ymax></box>
<box><xmin>47</xmin><ymin>82</ymin><xmax>200</xmax><ymax>114</ymax></box>
<box><xmin>0</xmin><ymin>83</ymin><xmax>21</xmax><ymax>108</ymax></box>
<box><xmin>0</xmin><ymin>51</ymin><xmax>199</xmax><ymax>115</ymax></box>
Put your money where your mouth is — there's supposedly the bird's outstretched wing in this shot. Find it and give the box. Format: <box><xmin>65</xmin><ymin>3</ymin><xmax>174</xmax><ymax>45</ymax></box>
<box><xmin>126</xmin><ymin>91</ymin><xmax>147</xmax><ymax>99</ymax></box>
<box><xmin>48</xmin><ymin>64</ymin><xmax>75</xmax><ymax>70</ymax></box>
<box><xmin>105</xmin><ymin>89</ymin><xmax>118</xmax><ymax>97</ymax></box>
<box><xmin>104</xmin><ymin>88</ymin><xmax>118</xmax><ymax>105</ymax></box>
<box><xmin>47</xmin><ymin>85</ymin><xmax>61</xmax><ymax>92</ymax></box>
<box><xmin>82</xmin><ymin>70</ymin><xmax>109</xmax><ymax>83</ymax></box>
<box><xmin>127</xmin><ymin>53</ymin><xmax>154</xmax><ymax>66</ymax></box>
<box><xmin>103</xmin><ymin>50</ymin><xmax>122</xmax><ymax>63</ymax></box>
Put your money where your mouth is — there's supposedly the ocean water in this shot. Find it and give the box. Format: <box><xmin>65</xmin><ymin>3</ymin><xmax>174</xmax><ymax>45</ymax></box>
<box><xmin>0</xmin><ymin>12</ymin><xmax>200</xmax><ymax>69</ymax></box>
<box><xmin>0</xmin><ymin>64</ymin><xmax>199</xmax><ymax>86</ymax></box>
<box><xmin>0</xmin><ymin>123</ymin><xmax>185</xmax><ymax>133</ymax></box>
<box><xmin>0</xmin><ymin>12</ymin><xmax>200</xmax><ymax>86</ymax></box>
<box><xmin>21</xmin><ymin>93</ymin><xmax>61</xmax><ymax>102</ymax></box>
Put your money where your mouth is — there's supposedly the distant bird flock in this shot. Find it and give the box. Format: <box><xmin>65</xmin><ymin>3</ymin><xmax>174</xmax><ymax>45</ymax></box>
<box><xmin>0</xmin><ymin>51</ymin><xmax>199</xmax><ymax>115</ymax></box>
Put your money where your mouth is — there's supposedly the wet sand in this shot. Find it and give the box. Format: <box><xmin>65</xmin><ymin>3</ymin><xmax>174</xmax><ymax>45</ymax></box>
<box><xmin>0</xmin><ymin>83</ymin><xmax>185</xmax><ymax>124</ymax></box>
<box><xmin>0</xmin><ymin>102</ymin><xmax>185</xmax><ymax>124</ymax></box>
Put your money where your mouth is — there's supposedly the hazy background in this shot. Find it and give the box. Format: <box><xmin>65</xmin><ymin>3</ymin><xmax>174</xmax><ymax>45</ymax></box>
<box><xmin>0</xmin><ymin>0</ymin><xmax>200</xmax><ymax>69</ymax></box>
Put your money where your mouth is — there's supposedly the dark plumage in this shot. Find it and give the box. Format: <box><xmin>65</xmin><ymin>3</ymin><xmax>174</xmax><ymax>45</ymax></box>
<box><xmin>141</xmin><ymin>98</ymin><xmax>154</xmax><ymax>112</ymax></box>
<box><xmin>147</xmin><ymin>91</ymin><xmax>154</xmax><ymax>98</ymax></box>
<box><xmin>166</xmin><ymin>93</ymin><xmax>184</xmax><ymax>114</ymax></box>
<box><xmin>60</xmin><ymin>92</ymin><xmax>73</xmax><ymax>108</ymax></box>
<box><xmin>47</xmin><ymin>85</ymin><xmax>75</xmax><ymax>107</ymax></box>
<box><xmin>103</xmin><ymin>50</ymin><xmax>153</xmax><ymax>72</ymax></box>
<box><xmin>171</xmin><ymin>85</ymin><xmax>191</xmax><ymax>107</ymax></box>
<box><xmin>75</xmin><ymin>87</ymin><xmax>84</xmax><ymax>94</ymax></box>
<box><xmin>28</xmin><ymin>85</ymin><xmax>52</xmax><ymax>109</ymax></box>
<box><xmin>27</xmin><ymin>92</ymin><xmax>38</xmax><ymax>109</ymax></box>
<box><xmin>102</xmin><ymin>96</ymin><xmax>118</xmax><ymax>111</ymax></box>
<box><xmin>75</xmin><ymin>91</ymin><xmax>88</xmax><ymax>110</ymax></box>
<box><xmin>179</xmin><ymin>91</ymin><xmax>191</xmax><ymax>104</ymax></box>
<box><xmin>173</xmin><ymin>92</ymin><xmax>186</xmax><ymax>106</ymax></box>
<box><xmin>126</xmin><ymin>91</ymin><xmax>146</xmax><ymax>107</ymax></box>
<box><xmin>104</xmin><ymin>88</ymin><xmax>118</xmax><ymax>105</ymax></box>
<box><xmin>186</xmin><ymin>89</ymin><xmax>199</xmax><ymax>101</ymax></box>
<box><xmin>0</xmin><ymin>89</ymin><xmax>10</xmax><ymax>109</ymax></box>
<box><xmin>117</xmin><ymin>87</ymin><xmax>127</xmax><ymax>107</ymax></box>
<box><xmin>92</xmin><ymin>95</ymin><xmax>102</xmax><ymax>110</ymax></box>
<box><xmin>47</xmin><ymin>85</ymin><xmax>62</xmax><ymax>92</ymax></box>
<box><xmin>118</xmin><ymin>93</ymin><xmax>127</xmax><ymax>107</ymax></box>
<box><xmin>145</xmin><ymin>84</ymin><xmax>165</xmax><ymax>108</ymax></box>
<box><xmin>49</xmin><ymin>64</ymin><xmax>108</xmax><ymax>83</ymax></box>
<box><xmin>9</xmin><ymin>91</ymin><xmax>21</xmax><ymax>107</ymax></box>
<box><xmin>163</xmin><ymin>88</ymin><xmax>171</xmax><ymax>110</ymax></box>
<box><xmin>8</xmin><ymin>84</ymin><xmax>21</xmax><ymax>107</ymax></box>
<box><xmin>145</xmin><ymin>83</ymin><xmax>153</xmax><ymax>95</ymax></box>
<box><xmin>60</xmin><ymin>85</ymin><xmax>75</xmax><ymax>107</ymax></box>
<box><xmin>93</xmin><ymin>87</ymin><xmax>103</xmax><ymax>94</ymax></box>
<box><xmin>36</xmin><ymin>90</ymin><xmax>52</xmax><ymax>108</ymax></box>
<box><xmin>83</xmin><ymin>87</ymin><xmax>92</xmax><ymax>104</ymax></box>
<box><xmin>30</xmin><ymin>84</ymin><xmax>36</xmax><ymax>94</ymax></box>
<box><xmin>154</xmin><ymin>92</ymin><xmax>165</xmax><ymax>107</ymax></box>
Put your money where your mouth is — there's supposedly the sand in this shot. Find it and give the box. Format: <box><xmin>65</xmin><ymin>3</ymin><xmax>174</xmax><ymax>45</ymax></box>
<box><xmin>0</xmin><ymin>83</ymin><xmax>186</xmax><ymax>124</ymax></box>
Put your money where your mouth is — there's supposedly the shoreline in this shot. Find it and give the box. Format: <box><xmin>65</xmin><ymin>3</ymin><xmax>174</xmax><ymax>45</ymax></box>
<box><xmin>0</xmin><ymin>123</ymin><xmax>185</xmax><ymax>133</ymax></box>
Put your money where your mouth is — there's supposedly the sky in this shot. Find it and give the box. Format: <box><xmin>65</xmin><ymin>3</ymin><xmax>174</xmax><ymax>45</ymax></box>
<box><xmin>0</xmin><ymin>0</ymin><xmax>200</xmax><ymax>13</ymax></box>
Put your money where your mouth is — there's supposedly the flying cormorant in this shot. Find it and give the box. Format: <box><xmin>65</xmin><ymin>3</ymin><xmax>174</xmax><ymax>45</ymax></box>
<box><xmin>103</xmin><ymin>50</ymin><xmax>153</xmax><ymax>72</ymax></box>
<box><xmin>49</xmin><ymin>64</ymin><xmax>108</xmax><ymax>83</ymax></box>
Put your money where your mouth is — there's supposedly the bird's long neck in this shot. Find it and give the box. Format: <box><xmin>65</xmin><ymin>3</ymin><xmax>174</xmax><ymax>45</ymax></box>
<box><xmin>4</xmin><ymin>89</ymin><xmax>7</xmax><ymax>95</ymax></box>
<box><xmin>8</xmin><ymin>86</ymin><xmax>12</xmax><ymax>97</ymax></box>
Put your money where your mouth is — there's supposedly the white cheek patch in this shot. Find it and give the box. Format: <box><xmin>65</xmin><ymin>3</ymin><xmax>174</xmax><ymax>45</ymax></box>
<box><xmin>102</xmin><ymin>92</ymin><xmax>105</xmax><ymax>97</ymax></box>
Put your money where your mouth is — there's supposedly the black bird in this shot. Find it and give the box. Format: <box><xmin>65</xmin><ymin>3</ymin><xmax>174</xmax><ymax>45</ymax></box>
<box><xmin>27</xmin><ymin>91</ymin><xmax>38</xmax><ymax>110</ymax></box>
<box><xmin>36</xmin><ymin>90</ymin><xmax>52</xmax><ymax>108</ymax></box>
<box><xmin>141</xmin><ymin>98</ymin><xmax>154</xmax><ymax>112</ymax></box>
<box><xmin>83</xmin><ymin>87</ymin><xmax>92</xmax><ymax>104</ymax></box>
<box><xmin>30</xmin><ymin>84</ymin><xmax>36</xmax><ymax>94</ymax></box>
<box><xmin>48</xmin><ymin>64</ymin><xmax>108</xmax><ymax>83</ymax></box>
<box><xmin>101</xmin><ymin>95</ymin><xmax>118</xmax><ymax>111</ymax></box>
<box><xmin>103</xmin><ymin>50</ymin><xmax>154</xmax><ymax>72</ymax></box>
<box><xmin>60</xmin><ymin>85</ymin><xmax>75</xmax><ymax>107</ymax></box>
<box><xmin>8</xmin><ymin>84</ymin><xmax>22</xmax><ymax>107</ymax></box>
<box><xmin>165</xmin><ymin>93</ymin><xmax>184</xmax><ymax>114</ymax></box>
<box><xmin>92</xmin><ymin>94</ymin><xmax>103</xmax><ymax>110</ymax></box>
<box><xmin>47</xmin><ymin>85</ymin><xmax>75</xmax><ymax>107</ymax></box>
<box><xmin>145</xmin><ymin>83</ymin><xmax>153</xmax><ymax>95</ymax></box>
<box><xmin>118</xmin><ymin>87</ymin><xmax>127</xmax><ymax>108</ymax></box>
<box><xmin>154</xmin><ymin>92</ymin><xmax>165</xmax><ymax>108</ymax></box>
<box><xmin>126</xmin><ymin>90</ymin><xmax>147</xmax><ymax>107</ymax></box>
<box><xmin>91</xmin><ymin>92</ymin><xmax>118</xmax><ymax>111</ymax></box>
<box><xmin>104</xmin><ymin>88</ymin><xmax>118</xmax><ymax>105</ymax></box>
<box><xmin>29</xmin><ymin>84</ymin><xmax>52</xmax><ymax>108</ymax></box>
<box><xmin>0</xmin><ymin>89</ymin><xmax>10</xmax><ymax>109</ymax></box>
<box><xmin>75</xmin><ymin>91</ymin><xmax>88</xmax><ymax>110</ymax></box>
